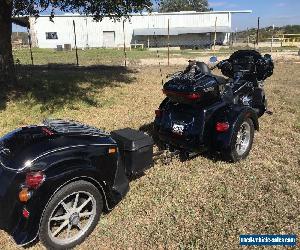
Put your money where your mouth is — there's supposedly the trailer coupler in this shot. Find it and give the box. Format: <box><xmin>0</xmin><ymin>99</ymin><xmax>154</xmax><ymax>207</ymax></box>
<box><xmin>153</xmin><ymin>148</ymin><xmax>200</xmax><ymax>164</ymax></box>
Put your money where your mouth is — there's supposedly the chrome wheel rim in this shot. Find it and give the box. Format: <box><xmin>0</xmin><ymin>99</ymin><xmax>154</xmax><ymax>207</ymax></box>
<box><xmin>48</xmin><ymin>191</ymin><xmax>96</xmax><ymax>245</ymax></box>
<box><xmin>235</xmin><ymin>121</ymin><xmax>251</xmax><ymax>156</ymax></box>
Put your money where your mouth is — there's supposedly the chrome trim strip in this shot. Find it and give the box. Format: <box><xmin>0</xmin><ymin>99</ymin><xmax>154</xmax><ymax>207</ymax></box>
<box><xmin>30</xmin><ymin>143</ymin><xmax>115</xmax><ymax>165</ymax></box>
<box><xmin>0</xmin><ymin>158</ymin><xmax>16</xmax><ymax>171</ymax></box>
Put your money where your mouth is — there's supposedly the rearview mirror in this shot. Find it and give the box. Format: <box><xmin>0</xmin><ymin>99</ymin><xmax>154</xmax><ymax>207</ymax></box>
<box><xmin>209</xmin><ymin>56</ymin><xmax>218</xmax><ymax>64</ymax></box>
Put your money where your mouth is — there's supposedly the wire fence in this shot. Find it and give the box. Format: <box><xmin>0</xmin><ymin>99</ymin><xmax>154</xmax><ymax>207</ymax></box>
<box><xmin>11</xmin><ymin>18</ymin><xmax>300</xmax><ymax>68</ymax></box>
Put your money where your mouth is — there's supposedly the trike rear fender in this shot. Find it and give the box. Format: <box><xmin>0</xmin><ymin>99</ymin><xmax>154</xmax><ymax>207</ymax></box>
<box><xmin>213</xmin><ymin>105</ymin><xmax>259</xmax><ymax>151</ymax></box>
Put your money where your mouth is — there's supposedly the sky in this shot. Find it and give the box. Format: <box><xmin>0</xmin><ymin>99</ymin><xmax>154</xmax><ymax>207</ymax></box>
<box><xmin>208</xmin><ymin>0</ymin><xmax>300</xmax><ymax>30</ymax></box>
<box><xmin>12</xmin><ymin>0</ymin><xmax>300</xmax><ymax>32</ymax></box>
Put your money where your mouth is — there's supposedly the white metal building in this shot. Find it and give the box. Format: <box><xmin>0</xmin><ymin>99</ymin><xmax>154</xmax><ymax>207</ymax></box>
<box><xmin>28</xmin><ymin>10</ymin><xmax>252</xmax><ymax>49</ymax></box>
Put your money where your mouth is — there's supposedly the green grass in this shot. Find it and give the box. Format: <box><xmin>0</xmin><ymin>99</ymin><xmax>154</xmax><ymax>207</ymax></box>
<box><xmin>11</xmin><ymin>47</ymin><xmax>203</xmax><ymax>67</ymax></box>
<box><xmin>13</xmin><ymin>47</ymin><xmax>298</xmax><ymax>67</ymax></box>
<box><xmin>13</xmin><ymin>48</ymin><xmax>161</xmax><ymax>66</ymax></box>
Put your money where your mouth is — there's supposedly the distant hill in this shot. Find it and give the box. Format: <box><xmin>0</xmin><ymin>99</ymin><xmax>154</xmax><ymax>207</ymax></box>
<box><xmin>236</xmin><ymin>25</ymin><xmax>300</xmax><ymax>43</ymax></box>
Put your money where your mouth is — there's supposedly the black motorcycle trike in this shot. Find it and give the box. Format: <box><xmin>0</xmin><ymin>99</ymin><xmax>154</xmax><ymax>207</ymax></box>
<box><xmin>0</xmin><ymin>50</ymin><xmax>273</xmax><ymax>249</ymax></box>
<box><xmin>154</xmin><ymin>50</ymin><xmax>274</xmax><ymax>162</ymax></box>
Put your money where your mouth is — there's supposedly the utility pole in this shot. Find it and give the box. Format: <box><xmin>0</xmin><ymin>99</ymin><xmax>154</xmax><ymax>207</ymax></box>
<box><xmin>256</xmin><ymin>17</ymin><xmax>260</xmax><ymax>45</ymax></box>
<box><xmin>271</xmin><ymin>24</ymin><xmax>275</xmax><ymax>53</ymax></box>
<box><xmin>247</xmin><ymin>27</ymin><xmax>250</xmax><ymax>47</ymax></box>
<box><xmin>85</xmin><ymin>17</ymin><xmax>89</xmax><ymax>49</ymax></box>
<box><xmin>213</xmin><ymin>17</ymin><xmax>217</xmax><ymax>51</ymax></box>
<box><xmin>167</xmin><ymin>19</ymin><xmax>170</xmax><ymax>66</ymax></box>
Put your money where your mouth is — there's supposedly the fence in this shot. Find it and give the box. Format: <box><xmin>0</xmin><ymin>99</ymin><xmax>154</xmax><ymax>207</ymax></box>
<box><xmin>12</xmin><ymin>17</ymin><xmax>300</xmax><ymax>68</ymax></box>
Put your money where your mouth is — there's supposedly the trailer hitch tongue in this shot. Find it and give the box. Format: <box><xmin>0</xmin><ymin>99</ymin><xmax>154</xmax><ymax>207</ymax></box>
<box><xmin>153</xmin><ymin>149</ymin><xmax>180</xmax><ymax>165</ymax></box>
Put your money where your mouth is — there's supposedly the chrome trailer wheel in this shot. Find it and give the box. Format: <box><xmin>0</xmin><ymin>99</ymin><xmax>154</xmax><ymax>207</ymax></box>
<box><xmin>40</xmin><ymin>181</ymin><xmax>103</xmax><ymax>249</ymax></box>
<box><xmin>48</xmin><ymin>191</ymin><xmax>97</xmax><ymax>245</ymax></box>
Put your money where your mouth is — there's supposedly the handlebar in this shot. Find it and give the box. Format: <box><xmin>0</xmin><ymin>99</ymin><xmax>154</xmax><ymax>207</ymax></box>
<box><xmin>210</xmin><ymin>60</ymin><xmax>226</xmax><ymax>71</ymax></box>
<box><xmin>210</xmin><ymin>64</ymin><xmax>218</xmax><ymax>71</ymax></box>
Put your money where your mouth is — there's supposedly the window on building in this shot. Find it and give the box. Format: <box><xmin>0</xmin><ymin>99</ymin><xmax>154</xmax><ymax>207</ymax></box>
<box><xmin>46</xmin><ymin>32</ymin><xmax>58</xmax><ymax>40</ymax></box>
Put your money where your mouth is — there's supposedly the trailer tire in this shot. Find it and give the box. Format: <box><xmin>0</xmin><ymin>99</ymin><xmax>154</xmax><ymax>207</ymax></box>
<box><xmin>39</xmin><ymin>180</ymin><xmax>103</xmax><ymax>249</ymax></box>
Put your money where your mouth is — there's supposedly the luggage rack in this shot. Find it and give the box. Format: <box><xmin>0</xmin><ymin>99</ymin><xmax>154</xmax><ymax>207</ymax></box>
<box><xmin>43</xmin><ymin>119</ymin><xmax>109</xmax><ymax>136</ymax></box>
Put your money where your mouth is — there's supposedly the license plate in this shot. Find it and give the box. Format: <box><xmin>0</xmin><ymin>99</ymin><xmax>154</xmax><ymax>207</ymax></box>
<box><xmin>172</xmin><ymin>123</ymin><xmax>185</xmax><ymax>135</ymax></box>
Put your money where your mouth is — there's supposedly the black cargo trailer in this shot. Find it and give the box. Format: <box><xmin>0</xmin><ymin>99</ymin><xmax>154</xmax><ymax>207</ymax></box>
<box><xmin>0</xmin><ymin>119</ymin><xmax>154</xmax><ymax>249</ymax></box>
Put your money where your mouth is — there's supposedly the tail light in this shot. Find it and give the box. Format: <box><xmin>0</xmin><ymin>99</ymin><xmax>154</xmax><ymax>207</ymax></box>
<box><xmin>19</xmin><ymin>188</ymin><xmax>32</xmax><ymax>202</ymax></box>
<box><xmin>108</xmin><ymin>147</ymin><xmax>117</xmax><ymax>154</ymax></box>
<box><xmin>42</xmin><ymin>127</ymin><xmax>54</xmax><ymax>136</ymax></box>
<box><xmin>25</xmin><ymin>171</ymin><xmax>45</xmax><ymax>189</ymax></box>
<box><xmin>216</xmin><ymin>122</ymin><xmax>230</xmax><ymax>132</ymax></box>
<box><xmin>163</xmin><ymin>90</ymin><xmax>201</xmax><ymax>101</ymax></box>
<box><xmin>22</xmin><ymin>208</ymin><xmax>30</xmax><ymax>218</ymax></box>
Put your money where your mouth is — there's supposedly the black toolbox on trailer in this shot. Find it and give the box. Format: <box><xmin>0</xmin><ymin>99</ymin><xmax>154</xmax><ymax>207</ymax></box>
<box><xmin>111</xmin><ymin>128</ymin><xmax>154</xmax><ymax>176</ymax></box>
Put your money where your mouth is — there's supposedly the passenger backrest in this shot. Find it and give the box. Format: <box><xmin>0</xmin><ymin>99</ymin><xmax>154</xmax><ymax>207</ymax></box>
<box><xmin>196</xmin><ymin>62</ymin><xmax>211</xmax><ymax>75</ymax></box>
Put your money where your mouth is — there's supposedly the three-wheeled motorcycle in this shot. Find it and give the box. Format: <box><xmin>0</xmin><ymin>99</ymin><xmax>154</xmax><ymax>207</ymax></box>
<box><xmin>154</xmin><ymin>50</ymin><xmax>274</xmax><ymax>162</ymax></box>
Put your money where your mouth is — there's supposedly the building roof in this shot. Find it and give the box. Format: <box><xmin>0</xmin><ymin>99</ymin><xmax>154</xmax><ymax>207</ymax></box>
<box><xmin>22</xmin><ymin>10</ymin><xmax>252</xmax><ymax>18</ymax></box>
<box><xmin>134</xmin><ymin>26</ymin><xmax>232</xmax><ymax>36</ymax></box>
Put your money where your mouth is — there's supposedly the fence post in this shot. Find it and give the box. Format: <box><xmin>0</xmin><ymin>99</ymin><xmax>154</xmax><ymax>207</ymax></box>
<box><xmin>123</xmin><ymin>20</ymin><xmax>127</xmax><ymax>67</ymax></box>
<box><xmin>73</xmin><ymin>20</ymin><xmax>79</xmax><ymax>66</ymax></box>
<box><xmin>27</xmin><ymin>27</ymin><xmax>34</xmax><ymax>66</ymax></box>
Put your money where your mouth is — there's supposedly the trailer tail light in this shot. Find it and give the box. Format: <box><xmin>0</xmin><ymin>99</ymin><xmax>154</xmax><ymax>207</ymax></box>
<box><xmin>19</xmin><ymin>188</ymin><xmax>32</xmax><ymax>202</ymax></box>
<box><xmin>108</xmin><ymin>147</ymin><xmax>117</xmax><ymax>154</ymax></box>
<box><xmin>25</xmin><ymin>171</ymin><xmax>45</xmax><ymax>189</ymax></box>
<box><xmin>42</xmin><ymin>127</ymin><xmax>54</xmax><ymax>136</ymax></box>
<box><xmin>163</xmin><ymin>90</ymin><xmax>201</xmax><ymax>101</ymax></box>
<box><xmin>155</xmin><ymin>109</ymin><xmax>162</xmax><ymax>117</ymax></box>
<box><xmin>216</xmin><ymin>122</ymin><xmax>230</xmax><ymax>132</ymax></box>
<box><xmin>22</xmin><ymin>208</ymin><xmax>30</xmax><ymax>218</ymax></box>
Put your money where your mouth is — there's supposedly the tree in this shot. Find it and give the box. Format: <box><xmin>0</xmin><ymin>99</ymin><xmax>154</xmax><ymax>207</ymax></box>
<box><xmin>0</xmin><ymin>0</ymin><xmax>152</xmax><ymax>84</ymax></box>
<box><xmin>159</xmin><ymin>0</ymin><xmax>209</xmax><ymax>13</ymax></box>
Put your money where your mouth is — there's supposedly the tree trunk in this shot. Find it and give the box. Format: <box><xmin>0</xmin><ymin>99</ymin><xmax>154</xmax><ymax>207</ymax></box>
<box><xmin>0</xmin><ymin>0</ymin><xmax>16</xmax><ymax>85</ymax></box>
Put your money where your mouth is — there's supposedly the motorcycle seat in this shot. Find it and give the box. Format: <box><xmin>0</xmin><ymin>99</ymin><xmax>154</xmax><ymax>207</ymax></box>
<box><xmin>195</xmin><ymin>62</ymin><xmax>227</xmax><ymax>85</ymax></box>
<box><xmin>196</xmin><ymin>62</ymin><xmax>211</xmax><ymax>75</ymax></box>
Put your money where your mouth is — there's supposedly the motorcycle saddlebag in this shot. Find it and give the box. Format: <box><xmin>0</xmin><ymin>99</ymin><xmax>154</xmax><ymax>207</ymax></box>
<box><xmin>111</xmin><ymin>128</ymin><xmax>153</xmax><ymax>176</ymax></box>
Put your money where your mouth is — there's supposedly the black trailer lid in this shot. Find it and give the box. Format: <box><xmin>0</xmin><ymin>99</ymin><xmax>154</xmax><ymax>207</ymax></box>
<box><xmin>111</xmin><ymin>128</ymin><xmax>153</xmax><ymax>151</ymax></box>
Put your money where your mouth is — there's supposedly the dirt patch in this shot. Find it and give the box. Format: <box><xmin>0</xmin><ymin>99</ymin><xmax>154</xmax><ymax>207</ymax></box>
<box><xmin>271</xmin><ymin>51</ymin><xmax>300</xmax><ymax>62</ymax></box>
<box><xmin>139</xmin><ymin>51</ymin><xmax>300</xmax><ymax>66</ymax></box>
<box><xmin>139</xmin><ymin>56</ymin><xmax>228</xmax><ymax>66</ymax></box>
